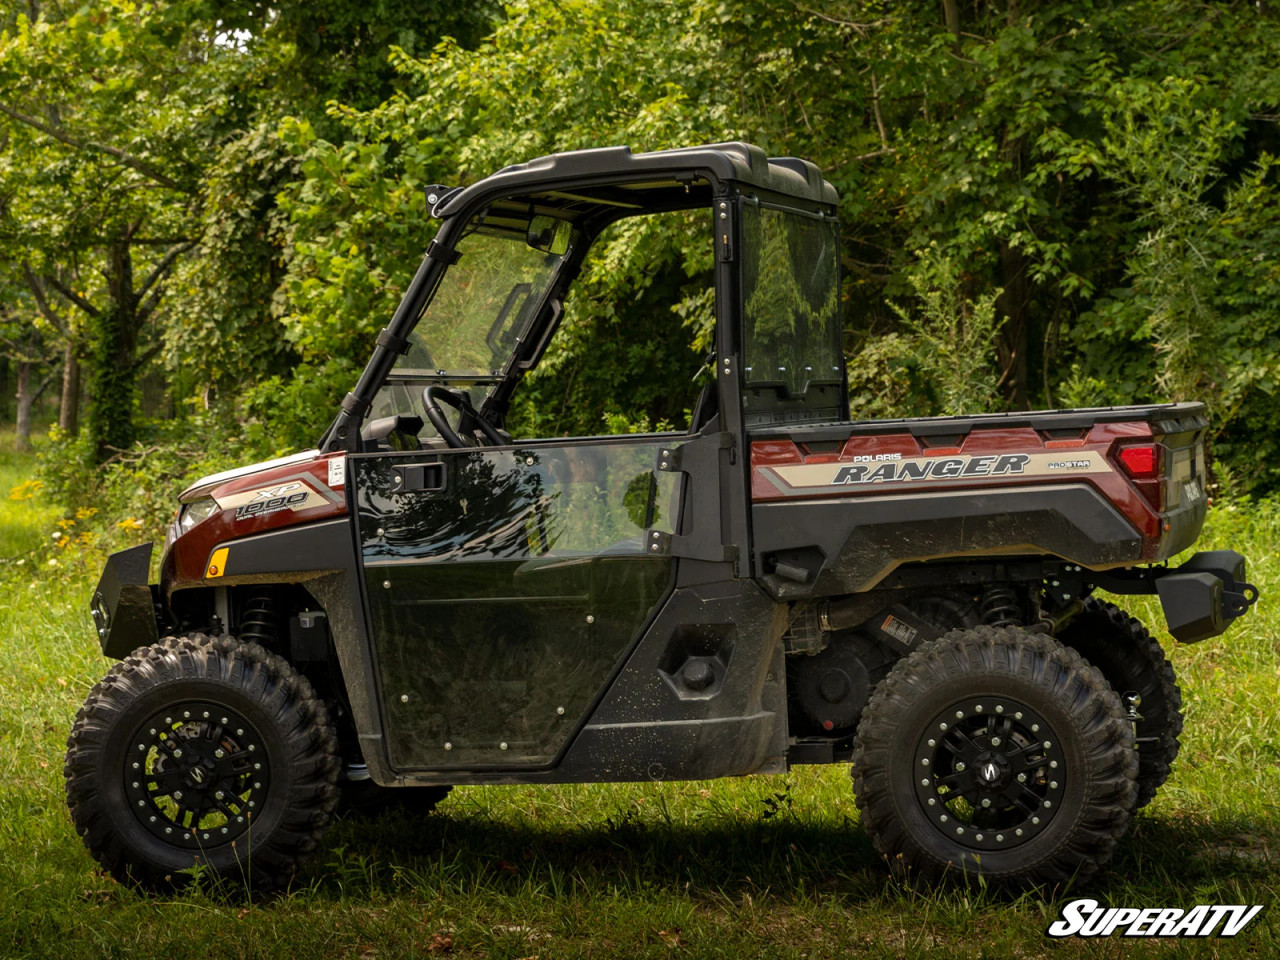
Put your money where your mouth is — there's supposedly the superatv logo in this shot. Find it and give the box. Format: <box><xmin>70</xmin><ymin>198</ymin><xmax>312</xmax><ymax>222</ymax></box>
<box><xmin>1047</xmin><ymin>899</ymin><xmax>1263</xmax><ymax>938</ymax></box>
<box><xmin>830</xmin><ymin>453</ymin><xmax>1031</xmax><ymax>486</ymax></box>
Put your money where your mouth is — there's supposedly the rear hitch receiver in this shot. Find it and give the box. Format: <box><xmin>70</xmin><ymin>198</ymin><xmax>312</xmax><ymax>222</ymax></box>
<box><xmin>1053</xmin><ymin>549</ymin><xmax>1259</xmax><ymax>644</ymax></box>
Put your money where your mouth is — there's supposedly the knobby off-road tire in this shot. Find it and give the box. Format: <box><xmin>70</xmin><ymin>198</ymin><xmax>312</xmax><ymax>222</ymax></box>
<box><xmin>852</xmin><ymin>626</ymin><xmax>1138</xmax><ymax>887</ymax></box>
<box><xmin>1057</xmin><ymin>598</ymin><xmax>1183</xmax><ymax>808</ymax></box>
<box><xmin>337</xmin><ymin>781</ymin><xmax>452</xmax><ymax>819</ymax></box>
<box><xmin>65</xmin><ymin>634</ymin><xmax>341</xmax><ymax>892</ymax></box>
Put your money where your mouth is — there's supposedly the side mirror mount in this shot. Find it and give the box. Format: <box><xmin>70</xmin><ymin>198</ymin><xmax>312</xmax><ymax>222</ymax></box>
<box><xmin>424</xmin><ymin>184</ymin><xmax>460</xmax><ymax>218</ymax></box>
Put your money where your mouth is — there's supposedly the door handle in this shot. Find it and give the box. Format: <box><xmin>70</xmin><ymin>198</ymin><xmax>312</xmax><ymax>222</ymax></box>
<box><xmin>391</xmin><ymin>461</ymin><xmax>446</xmax><ymax>493</ymax></box>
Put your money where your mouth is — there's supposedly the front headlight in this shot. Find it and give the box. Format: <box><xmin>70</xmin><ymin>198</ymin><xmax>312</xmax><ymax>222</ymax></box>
<box><xmin>178</xmin><ymin>497</ymin><xmax>220</xmax><ymax>534</ymax></box>
<box><xmin>163</xmin><ymin>497</ymin><xmax>220</xmax><ymax>554</ymax></box>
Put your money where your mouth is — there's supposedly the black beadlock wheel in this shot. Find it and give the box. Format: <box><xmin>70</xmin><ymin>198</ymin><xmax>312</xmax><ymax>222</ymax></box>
<box><xmin>64</xmin><ymin>634</ymin><xmax>340</xmax><ymax>891</ymax></box>
<box><xmin>852</xmin><ymin>626</ymin><xmax>1138</xmax><ymax>887</ymax></box>
<box><xmin>1057</xmin><ymin>598</ymin><xmax>1183</xmax><ymax>808</ymax></box>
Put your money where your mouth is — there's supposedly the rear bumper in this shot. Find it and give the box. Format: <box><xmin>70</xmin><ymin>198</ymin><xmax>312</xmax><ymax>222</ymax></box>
<box><xmin>91</xmin><ymin>543</ymin><xmax>160</xmax><ymax>659</ymax></box>
<box><xmin>1075</xmin><ymin>549</ymin><xmax>1259</xmax><ymax>643</ymax></box>
<box><xmin>1154</xmin><ymin>550</ymin><xmax>1259</xmax><ymax>643</ymax></box>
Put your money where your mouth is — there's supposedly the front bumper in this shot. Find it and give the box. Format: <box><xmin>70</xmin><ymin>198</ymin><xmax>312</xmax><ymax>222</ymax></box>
<box><xmin>91</xmin><ymin>542</ymin><xmax>161</xmax><ymax>659</ymax></box>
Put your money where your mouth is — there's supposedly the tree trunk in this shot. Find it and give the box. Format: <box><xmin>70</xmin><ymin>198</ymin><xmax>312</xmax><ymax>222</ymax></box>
<box><xmin>15</xmin><ymin>361</ymin><xmax>33</xmax><ymax>453</ymax></box>
<box><xmin>996</xmin><ymin>238</ymin><xmax>1031</xmax><ymax>410</ymax></box>
<box><xmin>941</xmin><ymin>0</ymin><xmax>961</xmax><ymax>48</ymax></box>
<box><xmin>58</xmin><ymin>340</ymin><xmax>80</xmax><ymax>434</ymax></box>
<box><xmin>87</xmin><ymin>239</ymin><xmax>141</xmax><ymax>462</ymax></box>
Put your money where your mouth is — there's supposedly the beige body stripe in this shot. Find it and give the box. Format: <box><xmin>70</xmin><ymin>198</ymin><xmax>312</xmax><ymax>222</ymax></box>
<box><xmin>766</xmin><ymin>451</ymin><xmax>1113</xmax><ymax>492</ymax></box>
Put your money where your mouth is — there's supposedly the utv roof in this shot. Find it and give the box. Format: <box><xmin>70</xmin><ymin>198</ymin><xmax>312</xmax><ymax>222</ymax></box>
<box><xmin>433</xmin><ymin>141</ymin><xmax>839</xmax><ymax>218</ymax></box>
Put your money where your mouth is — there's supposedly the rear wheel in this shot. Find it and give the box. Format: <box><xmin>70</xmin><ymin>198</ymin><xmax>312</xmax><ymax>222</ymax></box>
<box><xmin>1057</xmin><ymin>598</ymin><xmax>1182</xmax><ymax>808</ymax></box>
<box><xmin>65</xmin><ymin>635</ymin><xmax>340</xmax><ymax>891</ymax></box>
<box><xmin>852</xmin><ymin>626</ymin><xmax>1137</xmax><ymax>886</ymax></box>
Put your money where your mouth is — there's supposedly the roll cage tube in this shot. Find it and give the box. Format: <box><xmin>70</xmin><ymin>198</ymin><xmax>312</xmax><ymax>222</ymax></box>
<box><xmin>322</xmin><ymin>190</ymin><xmax>716</xmax><ymax>454</ymax></box>
<box><xmin>320</xmin><ymin>144</ymin><xmax>839</xmax><ymax>454</ymax></box>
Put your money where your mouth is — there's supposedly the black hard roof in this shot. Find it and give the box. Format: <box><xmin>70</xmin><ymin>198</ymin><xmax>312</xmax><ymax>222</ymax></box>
<box><xmin>434</xmin><ymin>141</ymin><xmax>838</xmax><ymax>218</ymax></box>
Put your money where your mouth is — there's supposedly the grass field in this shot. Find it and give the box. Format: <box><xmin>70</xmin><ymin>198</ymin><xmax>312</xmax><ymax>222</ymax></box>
<box><xmin>1</xmin><ymin>432</ymin><xmax>1278</xmax><ymax>958</ymax></box>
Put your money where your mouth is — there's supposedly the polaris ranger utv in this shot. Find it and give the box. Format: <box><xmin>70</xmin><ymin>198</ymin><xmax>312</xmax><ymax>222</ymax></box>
<box><xmin>69</xmin><ymin>142</ymin><xmax>1258</xmax><ymax>890</ymax></box>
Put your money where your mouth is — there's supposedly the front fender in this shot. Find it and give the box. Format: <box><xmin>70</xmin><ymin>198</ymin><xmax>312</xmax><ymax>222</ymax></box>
<box><xmin>91</xmin><ymin>543</ymin><xmax>160</xmax><ymax>659</ymax></box>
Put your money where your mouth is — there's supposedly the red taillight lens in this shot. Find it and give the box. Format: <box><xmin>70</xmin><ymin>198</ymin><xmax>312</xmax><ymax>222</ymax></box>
<box><xmin>1114</xmin><ymin>441</ymin><xmax>1166</xmax><ymax>513</ymax></box>
<box><xmin>1118</xmin><ymin>443</ymin><xmax>1160</xmax><ymax>479</ymax></box>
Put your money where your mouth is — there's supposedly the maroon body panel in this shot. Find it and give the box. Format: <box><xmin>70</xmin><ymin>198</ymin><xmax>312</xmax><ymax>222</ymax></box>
<box><xmin>162</xmin><ymin>453</ymin><xmax>347</xmax><ymax>594</ymax></box>
<box><xmin>751</xmin><ymin>421</ymin><xmax>1179</xmax><ymax>559</ymax></box>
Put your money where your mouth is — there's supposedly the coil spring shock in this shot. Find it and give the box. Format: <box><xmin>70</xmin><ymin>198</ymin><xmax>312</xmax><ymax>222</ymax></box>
<box><xmin>238</xmin><ymin>593</ymin><xmax>280</xmax><ymax>646</ymax></box>
<box><xmin>978</xmin><ymin>585</ymin><xmax>1021</xmax><ymax>627</ymax></box>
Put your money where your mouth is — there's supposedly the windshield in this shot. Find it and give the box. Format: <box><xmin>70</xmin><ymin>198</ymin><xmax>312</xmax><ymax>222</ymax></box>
<box><xmin>397</xmin><ymin>216</ymin><xmax>569</xmax><ymax>379</ymax></box>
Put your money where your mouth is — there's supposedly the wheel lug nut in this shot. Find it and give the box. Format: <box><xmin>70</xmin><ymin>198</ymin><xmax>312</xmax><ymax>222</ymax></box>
<box><xmin>990</xmin><ymin>736</ymin><xmax>1001</xmax><ymax>746</ymax></box>
<box><xmin>955</xmin><ymin>762</ymin><xmax>966</xmax><ymax>772</ymax></box>
<box><xmin>1032</xmin><ymin>816</ymin><xmax>1041</xmax><ymax>825</ymax></box>
<box><xmin>981</xmin><ymin>798</ymin><xmax>992</xmax><ymax>808</ymax></box>
<box><xmin>1050</xmin><ymin>781</ymin><xmax>1059</xmax><ymax>789</ymax></box>
<box><xmin>921</xmin><ymin>758</ymin><xmax>929</xmax><ymax>766</ymax></box>
<box><xmin>174</xmin><ymin>791</ymin><xmax>183</xmax><ymax>800</ymax></box>
<box><xmin>1043</xmin><ymin>740</ymin><xmax>1051</xmax><ymax>749</ymax></box>
<box><xmin>1016</xmin><ymin>773</ymin><xmax>1027</xmax><ymax>783</ymax></box>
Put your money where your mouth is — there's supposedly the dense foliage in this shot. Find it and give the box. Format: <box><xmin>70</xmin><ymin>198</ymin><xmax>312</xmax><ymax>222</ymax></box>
<box><xmin>1</xmin><ymin>0</ymin><xmax>1279</xmax><ymax>530</ymax></box>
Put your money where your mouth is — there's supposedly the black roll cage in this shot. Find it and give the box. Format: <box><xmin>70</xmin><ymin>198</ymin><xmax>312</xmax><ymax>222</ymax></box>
<box><xmin>319</xmin><ymin>142</ymin><xmax>839</xmax><ymax>456</ymax></box>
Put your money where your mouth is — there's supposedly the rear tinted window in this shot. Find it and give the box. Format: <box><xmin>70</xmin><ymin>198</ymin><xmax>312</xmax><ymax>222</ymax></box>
<box><xmin>741</xmin><ymin>204</ymin><xmax>842</xmax><ymax>400</ymax></box>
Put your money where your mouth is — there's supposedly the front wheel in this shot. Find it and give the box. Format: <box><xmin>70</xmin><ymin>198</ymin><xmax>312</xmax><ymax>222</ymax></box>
<box><xmin>64</xmin><ymin>635</ymin><xmax>340</xmax><ymax>891</ymax></box>
<box><xmin>852</xmin><ymin>626</ymin><xmax>1138</xmax><ymax>887</ymax></box>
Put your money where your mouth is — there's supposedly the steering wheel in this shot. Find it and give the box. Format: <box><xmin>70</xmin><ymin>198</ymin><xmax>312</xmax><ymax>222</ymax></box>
<box><xmin>422</xmin><ymin>385</ymin><xmax>506</xmax><ymax>448</ymax></box>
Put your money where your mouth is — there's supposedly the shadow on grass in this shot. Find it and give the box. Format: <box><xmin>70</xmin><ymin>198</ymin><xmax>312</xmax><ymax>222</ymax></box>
<box><xmin>297</xmin><ymin>798</ymin><xmax>1279</xmax><ymax>907</ymax></box>
<box><xmin>311</xmin><ymin>800</ymin><xmax>887</xmax><ymax>903</ymax></box>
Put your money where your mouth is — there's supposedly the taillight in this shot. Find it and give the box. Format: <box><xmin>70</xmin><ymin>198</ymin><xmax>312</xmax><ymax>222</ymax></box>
<box><xmin>1115</xmin><ymin>441</ymin><xmax>1165</xmax><ymax>511</ymax></box>
<box><xmin>1118</xmin><ymin>443</ymin><xmax>1158</xmax><ymax>479</ymax></box>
